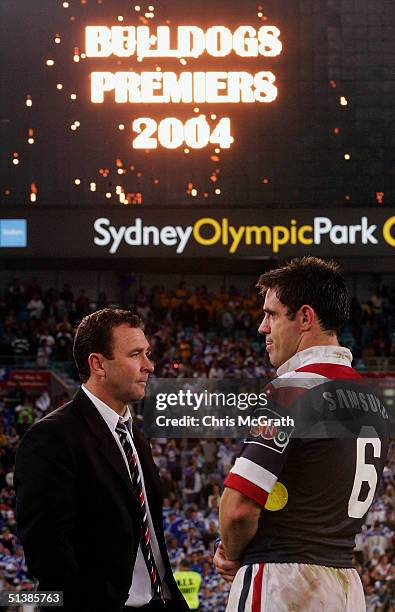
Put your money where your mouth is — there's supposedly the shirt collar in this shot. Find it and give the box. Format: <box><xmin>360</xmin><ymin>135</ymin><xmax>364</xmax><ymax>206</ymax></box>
<box><xmin>276</xmin><ymin>345</ymin><xmax>353</xmax><ymax>377</ymax></box>
<box><xmin>81</xmin><ymin>385</ymin><xmax>133</xmax><ymax>433</ymax></box>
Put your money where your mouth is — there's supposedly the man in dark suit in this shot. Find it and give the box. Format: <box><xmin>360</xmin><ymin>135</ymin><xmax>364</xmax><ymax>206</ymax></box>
<box><xmin>14</xmin><ymin>308</ymin><xmax>188</xmax><ymax>612</ymax></box>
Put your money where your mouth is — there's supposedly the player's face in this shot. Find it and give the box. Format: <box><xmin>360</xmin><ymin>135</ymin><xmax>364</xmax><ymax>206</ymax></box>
<box><xmin>102</xmin><ymin>325</ymin><xmax>154</xmax><ymax>403</ymax></box>
<box><xmin>258</xmin><ymin>288</ymin><xmax>302</xmax><ymax>369</ymax></box>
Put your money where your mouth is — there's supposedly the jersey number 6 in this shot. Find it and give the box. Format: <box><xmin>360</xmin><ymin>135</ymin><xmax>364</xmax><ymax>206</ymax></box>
<box><xmin>348</xmin><ymin>426</ymin><xmax>381</xmax><ymax>519</ymax></box>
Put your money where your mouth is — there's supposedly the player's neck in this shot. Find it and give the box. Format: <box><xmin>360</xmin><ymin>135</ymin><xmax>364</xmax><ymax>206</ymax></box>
<box><xmin>295</xmin><ymin>332</ymin><xmax>339</xmax><ymax>355</ymax></box>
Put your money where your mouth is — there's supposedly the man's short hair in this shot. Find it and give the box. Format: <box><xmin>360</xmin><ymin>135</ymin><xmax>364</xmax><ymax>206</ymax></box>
<box><xmin>256</xmin><ymin>256</ymin><xmax>349</xmax><ymax>333</ymax></box>
<box><xmin>179</xmin><ymin>559</ymin><xmax>190</xmax><ymax>570</ymax></box>
<box><xmin>73</xmin><ymin>308</ymin><xmax>143</xmax><ymax>383</ymax></box>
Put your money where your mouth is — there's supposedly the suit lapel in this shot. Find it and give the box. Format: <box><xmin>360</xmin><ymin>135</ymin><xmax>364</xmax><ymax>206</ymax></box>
<box><xmin>73</xmin><ymin>388</ymin><xmax>136</xmax><ymax>499</ymax></box>
<box><xmin>71</xmin><ymin>390</ymin><xmax>176</xmax><ymax>592</ymax></box>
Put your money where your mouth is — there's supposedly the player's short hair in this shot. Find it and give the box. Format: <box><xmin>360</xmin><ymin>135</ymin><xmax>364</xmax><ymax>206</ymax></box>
<box><xmin>73</xmin><ymin>308</ymin><xmax>143</xmax><ymax>382</ymax></box>
<box><xmin>256</xmin><ymin>256</ymin><xmax>349</xmax><ymax>333</ymax></box>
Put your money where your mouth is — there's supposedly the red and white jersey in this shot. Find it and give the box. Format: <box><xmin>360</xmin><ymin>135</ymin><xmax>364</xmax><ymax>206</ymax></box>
<box><xmin>224</xmin><ymin>346</ymin><xmax>390</xmax><ymax>567</ymax></box>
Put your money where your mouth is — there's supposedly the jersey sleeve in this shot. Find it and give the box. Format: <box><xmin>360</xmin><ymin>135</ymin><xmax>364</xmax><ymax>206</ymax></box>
<box><xmin>224</xmin><ymin>385</ymin><xmax>295</xmax><ymax>506</ymax></box>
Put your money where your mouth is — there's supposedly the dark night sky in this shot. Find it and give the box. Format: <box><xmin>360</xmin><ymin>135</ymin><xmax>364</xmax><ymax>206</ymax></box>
<box><xmin>1</xmin><ymin>0</ymin><xmax>394</xmax><ymax>209</ymax></box>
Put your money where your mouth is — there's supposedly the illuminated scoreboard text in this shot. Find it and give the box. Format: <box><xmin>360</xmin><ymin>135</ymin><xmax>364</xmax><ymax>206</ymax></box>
<box><xmin>85</xmin><ymin>25</ymin><xmax>283</xmax><ymax>149</ymax></box>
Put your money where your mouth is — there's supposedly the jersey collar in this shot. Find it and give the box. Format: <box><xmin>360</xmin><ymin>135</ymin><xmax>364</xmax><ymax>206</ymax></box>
<box><xmin>276</xmin><ymin>345</ymin><xmax>353</xmax><ymax>377</ymax></box>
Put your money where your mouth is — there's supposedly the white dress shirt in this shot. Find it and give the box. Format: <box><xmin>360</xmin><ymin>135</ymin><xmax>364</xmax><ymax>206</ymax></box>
<box><xmin>81</xmin><ymin>385</ymin><xmax>169</xmax><ymax>607</ymax></box>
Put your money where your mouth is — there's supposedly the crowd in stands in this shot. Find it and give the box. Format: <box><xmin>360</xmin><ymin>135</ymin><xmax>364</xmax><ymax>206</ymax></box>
<box><xmin>1</xmin><ymin>277</ymin><xmax>395</xmax><ymax>609</ymax></box>
<box><xmin>2</xmin><ymin>277</ymin><xmax>395</xmax><ymax>373</ymax></box>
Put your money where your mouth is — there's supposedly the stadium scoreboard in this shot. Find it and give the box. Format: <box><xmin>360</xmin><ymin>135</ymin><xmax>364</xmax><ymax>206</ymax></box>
<box><xmin>1</xmin><ymin>0</ymin><xmax>392</xmax><ymax>208</ymax></box>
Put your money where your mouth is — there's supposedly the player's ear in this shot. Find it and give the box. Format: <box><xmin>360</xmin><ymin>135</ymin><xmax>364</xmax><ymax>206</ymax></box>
<box><xmin>299</xmin><ymin>305</ymin><xmax>315</xmax><ymax>330</ymax></box>
<box><xmin>88</xmin><ymin>353</ymin><xmax>106</xmax><ymax>378</ymax></box>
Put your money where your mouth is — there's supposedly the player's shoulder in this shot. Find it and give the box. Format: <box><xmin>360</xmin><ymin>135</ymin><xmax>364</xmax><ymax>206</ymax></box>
<box><xmin>267</xmin><ymin>362</ymin><xmax>362</xmax><ymax>396</ymax></box>
<box><xmin>264</xmin><ymin>367</ymin><xmax>329</xmax><ymax>407</ymax></box>
<box><xmin>294</xmin><ymin>361</ymin><xmax>362</xmax><ymax>380</ymax></box>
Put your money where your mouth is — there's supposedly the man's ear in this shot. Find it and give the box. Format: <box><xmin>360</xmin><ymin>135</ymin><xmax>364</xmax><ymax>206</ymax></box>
<box><xmin>88</xmin><ymin>353</ymin><xmax>106</xmax><ymax>378</ymax></box>
<box><xmin>299</xmin><ymin>305</ymin><xmax>315</xmax><ymax>330</ymax></box>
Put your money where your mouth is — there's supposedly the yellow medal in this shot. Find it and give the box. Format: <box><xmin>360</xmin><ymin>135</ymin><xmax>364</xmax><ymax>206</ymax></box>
<box><xmin>265</xmin><ymin>482</ymin><xmax>288</xmax><ymax>511</ymax></box>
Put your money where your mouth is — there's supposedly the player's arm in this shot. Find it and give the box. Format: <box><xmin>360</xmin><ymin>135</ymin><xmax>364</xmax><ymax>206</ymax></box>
<box><xmin>219</xmin><ymin>488</ymin><xmax>261</xmax><ymax>561</ymax></box>
<box><xmin>219</xmin><ymin>399</ymin><xmax>294</xmax><ymax>562</ymax></box>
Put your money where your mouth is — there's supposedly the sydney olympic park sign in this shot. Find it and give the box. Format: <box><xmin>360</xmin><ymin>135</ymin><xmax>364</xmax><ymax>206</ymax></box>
<box><xmin>2</xmin><ymin>209</ymin><xmax>395</xmax><ymax>259</ymax></box>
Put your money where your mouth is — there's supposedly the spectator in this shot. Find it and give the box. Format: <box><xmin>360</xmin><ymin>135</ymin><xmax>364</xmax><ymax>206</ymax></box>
<box><xmin>6</xmin><ymin>279</ymin><xmax>24</xmax><ymax>311</ymax></box>
<box><xmin>25</xmin><ymin>279</ymin><xmax>42</xmax><ymax>302</ymax></box>
<box><xmin>59</xmin><ymin>283</ymin><xmax>74</xmax><ymax>311</ymax></box>
<box><xmin>174</xmin><ymin>559</ymin><xmax>201</xmax><ymax>611</ymax></box>
<box><xmin>366</xmin><ymin>521</ymin><xmax>391</xmax><ymax>557</ymax></box>
<box><xmin>365</xmin><ymin>582</ymin><xmax>381</xmax><ymax>612</ymax></box>
<box><xmin>160</xmin><ymin>467</ymin><xmax>177</xmax><ymax>499</ymax></box>
<box><xmin>96</xmin><ymin>291</ymin><xmax>108</xmax><ymax>310</ymax></box>
<box><xmin>75</xmin><ymin>289</ymin><xmax>90</xmax><ymax>319</ymax></box>
<box><xmin>27</xmin><ymin>294</ymin><xmax>45</xmax><ymax>319</ymax></box>
<box><xmin>183</xmin><ymin>462</ymin><xmax>202</xmax><ymax>505</ymax></box>
<box><xmin>372</xmin><ymin>553</ymin><xmax>391</xmax><ymax>581</ymax></box>
<box><xmin>11</xmin><ymin>330</ymin><xmax>30</xmax><ymax>358</ymax></box>
<box><xmin>36</xmin><ymin>339</ymin><xmax>51</xmax><ymax>368</ymax></box>
<box><xmin>55</xmin><ymin>323</ymin><xmax>73</xmax><ymax>361</ymax></box>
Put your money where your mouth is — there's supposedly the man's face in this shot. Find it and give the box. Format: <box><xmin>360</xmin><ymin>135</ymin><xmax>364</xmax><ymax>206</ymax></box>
<box><xmin>258</xmin><ymin>287</ymin><xmax>302</xmax><ymax>369</ymax></box>
<box><xmin>102</xmin><ymin>325</ymin><xmax>154</xmax><ymax>403</ymax></box>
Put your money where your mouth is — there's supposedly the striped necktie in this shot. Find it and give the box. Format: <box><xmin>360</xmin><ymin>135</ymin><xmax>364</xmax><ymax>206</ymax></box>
<box><xmin>115</xmin><ymin>419</ymin><xmax>165</xmax><ymax>604</ymax></box>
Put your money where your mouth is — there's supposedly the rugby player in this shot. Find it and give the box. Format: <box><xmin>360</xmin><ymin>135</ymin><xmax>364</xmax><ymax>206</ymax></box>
<box><xmin>214</xmin><ymin>257</ymin><xmax>389</xmax><ymax>611</ymax></box>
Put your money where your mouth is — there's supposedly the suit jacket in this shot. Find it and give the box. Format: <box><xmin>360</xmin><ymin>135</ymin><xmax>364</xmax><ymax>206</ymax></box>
<box><xmin>14</xmin><ymin>389</ymin><xmax>189</xmax><ymax>612</ymax></box>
